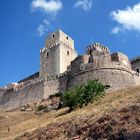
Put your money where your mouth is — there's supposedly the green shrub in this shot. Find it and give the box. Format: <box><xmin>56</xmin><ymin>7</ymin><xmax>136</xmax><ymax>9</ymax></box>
<box><xmin>54</xmin><ymin>92</ymin><xmax>63</xmax><ymax>97</ymax></box>
<box><xmin>61</xmin><ymin>85</ymin><xmax>84</xmax><ymax>110</ymax></box>
<box><xmin>49</xmin><ymin>92</ymin><xmax>62</xmax><ymax>99</ymax></box>
<box><xmin>61</xmin><ymin>80</ymin><xmax>106</xmax><ymax>110</ymax></box>
<box><xmin>36</xmin><ymin>104</ymin><xmax>48</xmax><ymax>111</ymax></box>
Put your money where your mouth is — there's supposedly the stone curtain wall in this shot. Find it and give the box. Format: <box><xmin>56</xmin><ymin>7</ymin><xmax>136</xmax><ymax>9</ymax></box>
<box><xmin>43</xmin><ymin>78</ymin><xmax>60</xmax><ymax>99</ymax></box>
<box><xmin>67</xmin><ymin>52</ymin><xmax>136</xmax><ymax>91</ymax></box>
<box><xmin>43</xmin><ymin>73</ymin><xmax>68</xmax><ymax>99</ymax></box>
<box><xmin>111</xmin><ymin>52</ymin><xmax>132</xmax><ymax>71</ymax></box>
<box><xmin>59</xmin><ymin>73</ymin><xmax>68</xmax><ymax>92</ymax></box>
<box><xmin>0</xmin><ymin>89</ymin><xmax>5</xmax><ymax>104</ymax></box>
<box><xmin>67</xmin><ymin>68</ymin><xmax>135</xmax><ymax>92</ymax></box>
<box><xmin>18</xmin><ymin>72</ymin><xmax>39</xmax><ymax>83</ymax></box>
<box><xmin>0</xmin><ymin>73</ymin><xmax>68</xmax><ymax>111</ymax></box>
<box><xmin>131</xmin><ymin>57</ymin><xmax>140</xmax><ymax>73</ymax></box>
<box><xmin>1</xmin><ymin>30</ymin><xmax>140</xmax><ymax>111</ymax></box>
<box><xmin>0</xmin><ymin>80</ymin><xmax>44</xmax><ymax>111</ymax></box>
<box><xmin>134</xmin><ymin>74</ymin><xmax>140</xmax><ymax>86</ymax></box>
<box><xmin>130</xmin><ymin>57</ymin><xmax>140</xmax><ymax>85</ymax></box>
<box><xmin>1</xmin><ymin>44</ymin><xmax>140</xmax><ymax>111</ymax></box>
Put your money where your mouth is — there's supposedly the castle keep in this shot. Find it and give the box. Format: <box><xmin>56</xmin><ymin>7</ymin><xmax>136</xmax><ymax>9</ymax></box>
<box><xmin>40</xmin><ymin>29</ymin><xmax>77</xmax><ymax>77</ymax></box>
<box><xmin>0</xmin><ymin>29</ymin><xmax>140</xmax><ymax>110</ymax></box>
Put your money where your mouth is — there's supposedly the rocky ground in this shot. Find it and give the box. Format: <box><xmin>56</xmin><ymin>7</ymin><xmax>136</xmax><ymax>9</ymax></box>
<box><xmin>16</xmin><ymin>105</ymin><xmax>140</xmax><ymax>140</ymax></box>
<box><xmin>0</xmin><ymin>86</ymin><xmax>140</xmax><ymax>140</ymax></box>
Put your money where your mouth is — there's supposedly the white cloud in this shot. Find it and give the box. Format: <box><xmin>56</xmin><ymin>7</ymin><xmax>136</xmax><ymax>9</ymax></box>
<box><xmin>111</xmin><ymin>26</ymin><xmax>123</xmax><ymax>34</ymax></box>
<box><xmin>37</xmin><ymin>25</ymin><xmax>46</xmax><ymax>36</ymax></box>
<box><xmin>31</xmin><ymin>0</ymin><xmax>62</xmax><ymax>15</ymax></box>
<box><xmin>37</xmin><ymin>19</ymin><xmax>52</xmax><ymax>36</ymax></box>
<box><xmin>74</xmin><ymin>0</ymin><xmax>92</xmax><ymax>11</ymax></box>
<box><xmin>111</xmin><ymin>3</ymin><xmax>140</xmax><ymax>33</ymax></box>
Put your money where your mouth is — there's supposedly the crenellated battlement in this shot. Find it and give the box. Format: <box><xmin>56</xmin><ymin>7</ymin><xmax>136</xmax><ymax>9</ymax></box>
<box><xmin>3</xmin><ymin>71</ymin><xmax>68</xmax><ymax>93</ymax></box>
<box><xmin>1</xmin><ymin>29</ymin><xmax>140</xmax><ymax>111</ymax></box>
<box><xmin>40</xmin><ymin>41</ymin><xmax>76</xmax><ymax>54</ymax></box>
<box><xmin>4</xmin><ymin>78</ymin><xmax>45</xmax><ymax>92</ymax></box>
<box><xmin>40</xmin><ymin>41</ymin><xmax>60</xmax><ymax>54</ymax></box>
<box><xmin>86</xmin><ymin>42</ymin><xmax>110</xmax><ymax>55</ymax></box>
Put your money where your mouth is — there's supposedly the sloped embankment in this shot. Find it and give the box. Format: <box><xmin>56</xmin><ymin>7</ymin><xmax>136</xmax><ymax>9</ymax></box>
<box><xmin>16</xmin><ymin>86</ymin><xmax>140</xmax><ymax>140</ymax></box>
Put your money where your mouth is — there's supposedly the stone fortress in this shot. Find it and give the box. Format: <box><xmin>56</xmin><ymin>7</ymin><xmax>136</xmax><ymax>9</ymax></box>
<box><xmin>0</xmin><ymin>29</ymin><xmax>140</xmax><ymax>110</ymax></box>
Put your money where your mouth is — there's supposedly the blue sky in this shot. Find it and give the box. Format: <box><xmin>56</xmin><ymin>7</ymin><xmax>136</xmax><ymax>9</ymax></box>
<box><xmin>0</xmin><ymin>0</ymin><xmax>140</xmax><ymax>86</ymax></box>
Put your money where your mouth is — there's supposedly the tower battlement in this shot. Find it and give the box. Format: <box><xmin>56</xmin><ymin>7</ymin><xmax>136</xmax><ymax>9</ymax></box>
<box><xmin>45</xmin><ymin>29</ymin><xmax>74</xmax><ymax>49</ymax></box>
<box><xmin>86</xmin><ymin>43</ymin><xmax>110</xmax><ymax>55</ymax></box>
<box><xmin>40</xmin><ymin>29</ymin><xmax>77</xmax><ymax>78</ymax></box>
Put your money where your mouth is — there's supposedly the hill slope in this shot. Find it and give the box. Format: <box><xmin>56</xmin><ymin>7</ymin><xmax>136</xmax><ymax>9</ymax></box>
<box><xmin>0</xmin><ymin>86</ymin><xmax>140</xmax><ymax>140</ymax></box>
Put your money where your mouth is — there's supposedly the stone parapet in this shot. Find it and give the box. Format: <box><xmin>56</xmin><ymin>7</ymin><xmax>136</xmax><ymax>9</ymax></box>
<box><xmin>86</xmin><ymin>43</ymin><xmax>110</xmax><ymax>54</ymax></box>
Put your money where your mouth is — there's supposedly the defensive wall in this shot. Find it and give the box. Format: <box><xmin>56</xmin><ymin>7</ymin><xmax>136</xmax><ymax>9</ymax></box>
<box><xmin>1</xmin><ymin>48</ymin><xmax>140</xmax><ymax>110</ymax></box>
<box><xmin>1</xmin><ymin>30</ymin><xmax>140</xmax><ymax>110</ymax></box>
<box><xmin>130</xmin><ymin>56</ymin><xmax>140</xmax><ymax>86</ymax></box>
<box><xmin>0</xmin><ymin>73</ymin><xmax>68</xmax><ymax>110</ymax></box>
<box><xmin>0</xmin><ymin>78</ymin><xmax>44</xmax><ymax>110</ymax></box>
<box><xmin>0</xmin><ymin>52</ymin><xmax>140</xmax><ymax>110</ymax></box>
<box><xmin>66</xmin><ymin>43</ymin><xmax>136</xmax><ymax>91</ymax></box>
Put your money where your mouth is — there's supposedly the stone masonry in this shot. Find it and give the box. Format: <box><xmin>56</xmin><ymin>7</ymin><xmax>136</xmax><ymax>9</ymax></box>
<box><xmin>40</xmin><ymin>29</ymin><xmax>77</xmax><ymax>78</ymax></box>
<box><xmin>0</xmin><ymin>29</ymin><xmax>140</xmax><ymax>110</ymax></box>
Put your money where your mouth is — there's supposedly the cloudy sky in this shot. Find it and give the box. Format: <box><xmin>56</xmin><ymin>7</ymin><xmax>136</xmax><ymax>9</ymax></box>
<box><xmin>0</xmin><ymin>0</ymin><xmax>140</xmax><ymax>86</ymax></box>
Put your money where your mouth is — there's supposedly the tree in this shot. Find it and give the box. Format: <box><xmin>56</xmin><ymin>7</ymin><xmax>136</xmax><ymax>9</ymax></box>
<box><xmin>61</xmin><ymin>80</ymin><xmax>106</xmax><ymax>110</ymax></box>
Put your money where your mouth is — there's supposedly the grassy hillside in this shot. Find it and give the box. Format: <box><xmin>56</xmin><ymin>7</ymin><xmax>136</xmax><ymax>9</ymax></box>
<box><xmin>0</xmin><ymin>86</ymin><xmax>140</xmax><ymax>140</ymax></box>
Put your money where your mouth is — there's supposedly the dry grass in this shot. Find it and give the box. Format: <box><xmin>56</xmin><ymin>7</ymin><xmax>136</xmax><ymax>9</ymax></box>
<box><xmin>0</xmin><ymin>86</ymin><xmax>140</xmax><ymax>140</ymax></box>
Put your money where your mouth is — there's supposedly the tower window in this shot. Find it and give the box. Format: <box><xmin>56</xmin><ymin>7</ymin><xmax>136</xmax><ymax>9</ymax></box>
<box><xmin>47</xmin><ymin>52</ymin><xmax>49</xmax><ymax>56</ymax></box>
<box><xmin>52</xmin><ymin>34</ymin><xmax>55</xmax><ymax>38</ymax></box>
<box><xmin>136</xmin><ymin>68</ymin><xmax>139</xmax><ymax>73</ymax></box>
<box><xmin>111</xmin><ymin>53</ymin><xmax>119</xmax><ymax>62</ymax></box>
<box><xmin>66</xmin><ymin>36</ymin><xmax>69</xmax><ymax>40</ymax></box>
<box><xmin>67</xmin><ymin>51</ymin><xmax>69</xmax><ymax>55</ymax></box>
<box><xmin>89</xmin><ymin>50</ymin><xmax>92</xmax><ymax>54</ymax></box>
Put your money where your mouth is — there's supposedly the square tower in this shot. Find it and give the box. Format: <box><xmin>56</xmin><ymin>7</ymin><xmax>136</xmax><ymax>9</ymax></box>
<box><xmin>39</xmin><ymin>29</ymin><xmax>77</xmax><ymax>78</ymax></box>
